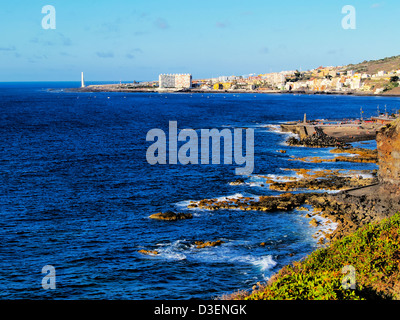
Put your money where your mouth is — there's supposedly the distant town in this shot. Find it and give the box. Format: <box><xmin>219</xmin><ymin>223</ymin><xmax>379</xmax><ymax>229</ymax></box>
<box><xmin>156</xmin><ymin>66</ymin><xmax>400</xmax><ymax>95</ymax></box>
<box><xmin>77</xmin><ymin>55</ymin><xmax>400</xmax><ymax>96</ymax></box>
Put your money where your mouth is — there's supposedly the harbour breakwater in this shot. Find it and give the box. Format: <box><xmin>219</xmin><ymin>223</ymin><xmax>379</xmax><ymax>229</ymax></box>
<box><xmin>281</xmin><ymin>120</ymin><xmax>385</xmax><ymax>145</ymax></box>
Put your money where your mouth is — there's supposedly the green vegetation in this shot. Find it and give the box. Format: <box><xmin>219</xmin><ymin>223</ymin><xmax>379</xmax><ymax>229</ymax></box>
<box><xmin>286</xmin><ymin>70</ymin><xmax>311</xmax><ymax>83</ymax></box>
<box><xmin>236</xmin><ymin>213</ymin><xmax>400</xmax><ymax>300</ymax></box>
<box><xmin>384</xmin><ymin>76</ymin><xmax>400</xmax><ymax>92</ymax></box>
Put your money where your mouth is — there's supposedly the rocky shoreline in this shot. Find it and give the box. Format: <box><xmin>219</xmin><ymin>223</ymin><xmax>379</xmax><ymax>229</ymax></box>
<box><xmin>184</xmin><ymin>137</ymin><xmax>381</xmax><ymax>242</ymax></box>
<box><xmin>68</xmin><ymin>85</ymin><xmax>400</xmax><ymax>97</ymax></box>
<box><xmin>289</xmin><ymin>147</ymin><xmax>378</xmax><ymax>164</ymax></box>
<box><xmin>185</xmin><ymin>187</ymin><xmax>381</xmax><ymax>243</ymax></box>
<box><xmin>287</xmin><ymin>127</ymin><xmax>350</xmax><ymax>148</ymax></box>
<box><xmin>141</xmin><ymin>115</ymin><xmax>400</xmax><ymax>299</ymax></box>
<box><xmin>232</xmin><ymin>117</ymin><xmax>400</xmax><ymax>299</ymax></box>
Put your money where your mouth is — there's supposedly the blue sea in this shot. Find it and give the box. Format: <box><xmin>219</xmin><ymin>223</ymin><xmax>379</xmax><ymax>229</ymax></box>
<box><xmin>0</xmin><ymin>82</ymin><xmax>398</xmax><ymax>300</ymax></box>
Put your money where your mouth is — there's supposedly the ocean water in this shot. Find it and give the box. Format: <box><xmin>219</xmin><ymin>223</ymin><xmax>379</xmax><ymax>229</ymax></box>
<box><xmin>0</xmin><ymin>82</ymin><xmax>398</xmax><ymax>300</ymax></box>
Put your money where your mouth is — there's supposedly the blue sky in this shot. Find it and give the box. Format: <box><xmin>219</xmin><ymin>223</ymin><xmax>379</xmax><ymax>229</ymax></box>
<box><xmin>0</xmin><ymin>0</ymin><xmax>398</xmax><ymax>81</ymax></box>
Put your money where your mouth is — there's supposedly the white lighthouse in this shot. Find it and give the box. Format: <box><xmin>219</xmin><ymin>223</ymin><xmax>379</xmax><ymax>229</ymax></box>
<box><xmin>81</xmin><ymin>72</ymin><xmax>85</xmax><ymax>88</ymax></box>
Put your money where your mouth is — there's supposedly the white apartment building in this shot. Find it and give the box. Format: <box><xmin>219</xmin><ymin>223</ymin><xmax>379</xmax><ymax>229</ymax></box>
<box><xmin>159</xmin><ymin>74</ymin><xmax>176</xmax><ymax>88</ymax></box>
<box><xmin>159</xmin><ymin>74</ymin><xmax>192</xmax><ymax>89</ymax></box>
<box><xmin>264</xmin><ymin>72</ymin><xmax>286</xmax><ymax>89</ymax></box>
<box><xmin>175</xmin><ymin>74</ymin><xmax>192</xmax><ymax>88</ymax></box>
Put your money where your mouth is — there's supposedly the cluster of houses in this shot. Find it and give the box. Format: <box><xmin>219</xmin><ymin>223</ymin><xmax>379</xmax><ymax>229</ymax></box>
<box><xmin>191</xmin><ymin>66</ymin><xmax>400</xmax><ymax>94</ymax></box>
<box><xmin>133</xmin><ymin>66</ymin><xmax>400</xmax><ymax>94</ymax></box>
<box><xmin>192</xmin><ymin>72</ymin><xmax>290</xmax><ymax>91</ymax></box>
<box><xmin>283</xmin><ymin>67</ymin><xmax>400</xmax><ymax>94</ymax></box>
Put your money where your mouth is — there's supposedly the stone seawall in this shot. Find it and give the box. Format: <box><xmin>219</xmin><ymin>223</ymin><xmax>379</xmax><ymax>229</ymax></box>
<box><xmin>281</xmin><ymin>122</ymin><xmax>383</xmax><ymax>144</ymax></box>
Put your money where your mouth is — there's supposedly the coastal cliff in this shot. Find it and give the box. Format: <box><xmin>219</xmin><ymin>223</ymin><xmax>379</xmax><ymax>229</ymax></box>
<box><xmin>377</xmin><ymin>117</ymin><xmax>400</xmax><ymax>194</ymax></box>
<box><xmin>226</xmin><ymin>117</ymin><xmax>400</xmax><ymax>300</ymax></box>
<box><xmin>316</xmin><ymin>117</ymin><xmax>400</xmax><ymax>239</ymax></box>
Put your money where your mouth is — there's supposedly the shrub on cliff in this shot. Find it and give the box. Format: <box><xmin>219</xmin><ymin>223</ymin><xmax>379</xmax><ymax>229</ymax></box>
<box><xmin>236</xmin><ymin>212</ymin><xmax>400</xmax><ymax>300</ymax></box>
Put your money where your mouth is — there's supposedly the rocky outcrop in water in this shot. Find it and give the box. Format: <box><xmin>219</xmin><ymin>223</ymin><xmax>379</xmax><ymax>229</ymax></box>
<box><xmin>188</xmin><ymin>193</ymin><xmax>311</xmax><ymax>212</ymax></box>
<box><xmin>269</xmin><ymin>175</ymin><xmax>375</xmax><ymax>192</ymax></box>
<box><xmin>287</xmin><ymin>127</ymin><xmax>350</xmax><ymax>148</ymax></box>
<box><xmin>194</xmin><ymin>240</ymin><xmax>225</xmax><ymax>249</ymax></box>
<box><xmin>149</xmin><ymin>211</ymin><xmax>193</xmax><ymax>221</ymax></box>
<box><xmin>229</xmin><ymin>178</ymin><xmax>245</xmax><ymax>186</ymax></box>
<box><xmin>138</xmin><ymin>249</ymin><xmax>159</xmax><ymax>255</ymax></box>
<box><xmin>289</xmin><ymin>148</ymin><xmax>378</xmax><ymax>164</ymax></box>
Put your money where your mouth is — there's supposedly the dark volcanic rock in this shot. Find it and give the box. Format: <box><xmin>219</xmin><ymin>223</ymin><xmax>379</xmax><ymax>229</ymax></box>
<box><xmin>287</xmin><ymin>127</ymin><xmax>350</xmax><ymax>148</ymax></box>
<box><xmin>229</xmin><ymin>178</ymin><xmax>245</xmax><ymax>186</ymax></box>
<box><xmin>149</xmin><ymin>211</ymin><xmax>193</xmax><ymax>221</ymax></box>
<box><xmin>194</xmin><ymin>240</ymin><xmax>224</xmax><ymax>248</ymax></box>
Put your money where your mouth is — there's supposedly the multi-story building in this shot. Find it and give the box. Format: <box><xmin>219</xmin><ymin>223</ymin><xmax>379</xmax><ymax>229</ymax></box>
<box><xmin>350</xmin><ymin>74</ymin><xmax>362</xmax><ymax>89</ymax></box>
<box><xmin>159</xmin><ymin>74</ymin><xmax>192</xmax><ymax>88</ymax></box>
<box><xmin>175</xmin><ymin>74</ymin><xmax>192</xmax><ymax>88</ymax></box>
<box><xmin>159</xmin><ymin>74</ymin><xmax>176</xmax><ymax>88</ymax></box>
<box><xmin>263</xmin><ymin>72</ymin><xmax>286</xmax><ymax>89</ymax></box>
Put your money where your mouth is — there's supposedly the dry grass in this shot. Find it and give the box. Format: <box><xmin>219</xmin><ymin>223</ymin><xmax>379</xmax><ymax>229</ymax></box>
<box><xmin>344</xmin><ymin>55</ymin><xmax>400</xmax><ymax>75</ymax></box>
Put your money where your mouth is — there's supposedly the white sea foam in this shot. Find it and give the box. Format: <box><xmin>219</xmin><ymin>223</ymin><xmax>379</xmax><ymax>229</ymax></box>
<box><xmin>330</xmin><ymin>151</ymin><xmax>357</xmax><ymax>158</ymax></box>
<box><xmin>324</xmin><ymin>190</ymin><xmax>341</xmax><ymax>194</ymax></box>
<box><xmin>262</xmin><ymin>124</ymin><xmax>299</xmax><ymax>137</ymax></box>
<box><xmin>300</xmin><ymin>209</ymin><xmax>339</xmax><ymax>244</ymax></box>
<box><xmin>248</xmin><ymin>173</ymin><xmax>298</xmax><ymax>186</ymax></box>
<box><xmin>312</xmin><ymin>214</ymin><xmax>339</xmax><ymax>243</ymax></box>
<box><xmin>155</xmin><ymin>241</ymin><xmax>188</xmax><ymax>261</ymax></box>
<box><xmin>177</xmin><ymin>193</ymin><xmax>261</xmax><ymax>210</ymax></box>
<box><xmin>154</xmin><ymin>239</ymin><xmax>277</xmax><ymax>278</ymax></box>
<box><xmin>263</xmin><ymin>124</ymin><xmax>281</xmax><ymax>133</ymax></box>
<box><xmin>175</xmin><ymin>200</ymin><xmax>197</xmax><ymax>210</ymax></box>
<box><xmin>230</xmin><ymin>255</ymin><xmax>277</xmax><ymax>280</ymax></box>
<box><xmin>160</xmin><ymin>251</ymin><xmax>187</xmax><ymax>261</ymax></box>
<box><xmin>249</xmin><ymin>255</ymin><xmax>277</xmax><ymax>272</ymax></box>
<box><xmin>337</xmin><ymin>170</ymin><xmax>374</xmax><ymax>179</ymax></box>
<box><xmin>259</xmin><ymin>124</ymin><xmax>299</xmax><ymax>147</ymax></box>
<box><xmin>352</xmin><ymin>173</ymin><xmax>374</xmax><ymax>179</ymax></box>
<box><xmin>265</xmin><ymin>173</ymin><xmax>298</xmax><ymax>182</ymax></box>
<box><xmin>220</xmin><ymin>193</ymin><xmax>250</xmax><ymax>201</ymax></box>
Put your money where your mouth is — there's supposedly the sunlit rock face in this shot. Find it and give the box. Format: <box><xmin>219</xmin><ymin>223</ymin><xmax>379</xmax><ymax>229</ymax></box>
<box><xmin>377</xmin><ymin>118</ymin><xmax>400</xmax><ymax>194</ymax></box>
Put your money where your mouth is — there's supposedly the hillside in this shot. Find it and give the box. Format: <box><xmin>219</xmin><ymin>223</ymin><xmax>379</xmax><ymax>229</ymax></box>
<box><xmin>227</xmin><ymin>212</ymin><xmax>400</xmax><ymax>300</ymax></box>
<box><xmin>343</xmin><ymin>55</ymin><xmax>400</xmax><ymax>74</ymax></box>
